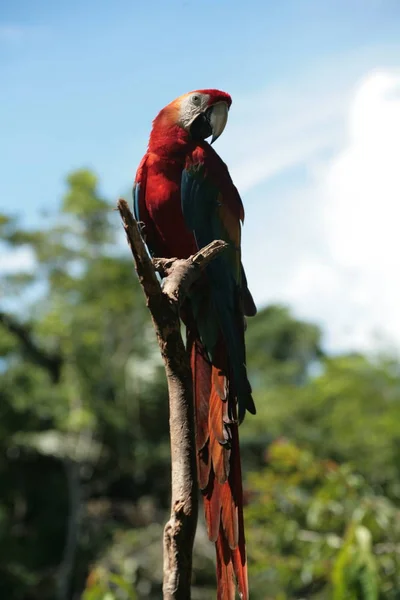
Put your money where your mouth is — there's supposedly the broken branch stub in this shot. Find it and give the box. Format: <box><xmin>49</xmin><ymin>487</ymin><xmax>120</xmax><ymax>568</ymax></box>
<box><xmin>153</xmin><ymin>239</ymin><xmax>228</xmax><ymax>306</ymax></box>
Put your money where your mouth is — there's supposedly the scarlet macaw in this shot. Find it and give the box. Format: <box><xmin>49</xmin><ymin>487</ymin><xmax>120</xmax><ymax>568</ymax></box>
<box><xmin>133</xmin><ymin>89</ymin><xmax>257</xmax><ymax>600</ymax></box>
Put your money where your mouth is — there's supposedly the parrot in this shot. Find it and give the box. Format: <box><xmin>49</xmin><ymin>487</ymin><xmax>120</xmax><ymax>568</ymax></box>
<box><xmin>133</xmin><ymin>89</ymin><xmax>257</xmax><ymax>600</ymax></box>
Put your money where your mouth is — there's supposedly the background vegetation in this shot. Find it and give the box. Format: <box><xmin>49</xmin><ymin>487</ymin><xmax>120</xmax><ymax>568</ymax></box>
<box><xmin>1</xmin><ymin>170</ymin><xmax>399</xmax><ymax>599</ymax></box>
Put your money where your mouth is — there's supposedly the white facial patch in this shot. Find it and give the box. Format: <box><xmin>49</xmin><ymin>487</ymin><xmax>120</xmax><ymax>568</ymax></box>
<box><xmin>179</xmin><ymin>93</ymin><xmax>210</xmax><ymax>130</ymax></box>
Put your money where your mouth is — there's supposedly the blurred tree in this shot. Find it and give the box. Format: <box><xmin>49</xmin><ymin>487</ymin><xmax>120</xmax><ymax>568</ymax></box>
<box><xmin>245</xmin><ymin>440</ymin><xmax>400</xmax><ymax>599</ymax></box>
<box><xmin>246</xmin><ymin>304</ymin><xmax>323</xmax><ymax>387</ymax></box>
<box><xmin>0</xmin><ymin>170</ymin><xmax>169</xmax><ymax>599</ymax></box>
<box><xmin>244</xmin><ymin>353</ymin><xmax>400</xmax><ymax>497</ymax></box>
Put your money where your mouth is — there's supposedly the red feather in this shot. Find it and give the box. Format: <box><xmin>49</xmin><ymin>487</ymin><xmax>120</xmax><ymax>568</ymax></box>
<box><xmin>189</xmin><ymin>334</ymin><xmax>249</xmax><ymax>600</ymax></box>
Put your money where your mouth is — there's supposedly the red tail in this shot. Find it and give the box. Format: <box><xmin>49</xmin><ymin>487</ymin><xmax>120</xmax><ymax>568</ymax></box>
<box><xmin>190</xmin><ymin>335</ymin><xmax>249</xmax><ymax>600</ymax></box>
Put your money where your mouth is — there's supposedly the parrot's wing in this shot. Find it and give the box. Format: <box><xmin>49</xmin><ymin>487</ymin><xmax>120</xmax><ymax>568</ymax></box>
<box><xmin>181</xmin><ymin>144</ymin><xmax>255</xmax><ymax>420</ymax></box>
<box><xmin>132</xmin><ymin>155</ymin><xmax>147</xmax><ymax>223</ymax></box>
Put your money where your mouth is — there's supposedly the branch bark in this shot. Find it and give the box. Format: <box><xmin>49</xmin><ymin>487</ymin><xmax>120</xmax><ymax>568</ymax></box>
<box><xmin>117</xmin><ymin>199</ymin><xmax>226</xmax><ymax>599</ymax></box>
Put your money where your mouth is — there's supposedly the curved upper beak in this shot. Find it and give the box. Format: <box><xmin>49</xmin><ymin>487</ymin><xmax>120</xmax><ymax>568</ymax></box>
<box><xmin>209</xmin><ymin>101</ymin><xmax>229</xmax><ymax>144</ymax></box>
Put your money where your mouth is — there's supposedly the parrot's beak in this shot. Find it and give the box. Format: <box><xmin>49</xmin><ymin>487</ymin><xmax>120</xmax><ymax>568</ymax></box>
<box><xmin>209</xmin><ymin>101</ymin><xmax>229</xmax><ymax>144</ymax></box>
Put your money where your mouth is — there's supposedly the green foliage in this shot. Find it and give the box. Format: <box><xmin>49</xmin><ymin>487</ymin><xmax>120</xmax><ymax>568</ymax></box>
<box><xmin>1</xmin><ymin>168</ymin><xmax>400</xmax><ymax>599</ymax></box>
<box><xmin>83</xmin><ymin>568</ymin><xmax>137</xmax><ymax>600</ymax></box>
<box><xmin>332</xmin><ymin>522</ymin><xmax>377</xmax><ymax>600</ymax></box>
<box><xmin>0</xmin><ymin>170</ymin><xmax>169</xmax><ymax>599</ymax></box>
<box><xmin>63</xmin><ymin>169</ymin><xmax>113</xmax><ymax>245</ymax></box>
<box><xmin>246</xmin><ymin>304</ymin><xmax>323</xmax><ymax>386</ymax></box>
<box><xmin>245</xmin><ymin>440</ymin><xmax>400</xmax><ymax>599</ymax></box>
<box><xmin>244</xmin><ymin>354</ymin><xmax>400</xmax><ymax>496</ymax></box>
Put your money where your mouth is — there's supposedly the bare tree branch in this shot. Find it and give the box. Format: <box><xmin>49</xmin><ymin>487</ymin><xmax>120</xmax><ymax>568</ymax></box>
<box><xmin>117</xmin><ymin>199</ymin><xmax>226</xmax><ymax>599</ymax></box>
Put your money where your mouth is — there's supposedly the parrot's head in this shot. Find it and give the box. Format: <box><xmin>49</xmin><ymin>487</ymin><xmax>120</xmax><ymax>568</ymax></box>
<box><xmin>149</xmin><ymin>89</ymin><xmax>232</xmax><ymax>152</ymax></box>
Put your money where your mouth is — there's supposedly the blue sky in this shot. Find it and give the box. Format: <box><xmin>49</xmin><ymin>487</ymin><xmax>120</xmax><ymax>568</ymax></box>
<box><xmin>2</xmin><ymin>0</ymin><xmax>400</xmax><ymax>352</ymax></box>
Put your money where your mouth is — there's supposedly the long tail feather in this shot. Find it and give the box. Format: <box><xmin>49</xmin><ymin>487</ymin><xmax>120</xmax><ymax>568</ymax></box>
<box><xmin>189</xmin><ymin>332</ymin><xmax>249</xmax><ymax>600</ymax></box>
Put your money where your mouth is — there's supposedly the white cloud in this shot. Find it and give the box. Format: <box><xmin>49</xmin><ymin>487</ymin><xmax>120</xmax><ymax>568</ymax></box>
<box><xmin>320</xmin><ymin>70</ymin><xmax>400</xmax><ymax>350</ymax></box>
<box><xmin>324</xmin><ymin>70</ymin><xmax>400</xmax><ymax>271</ymax></box>
<box><xmin>225</xmin><ymin>63</ymin><xmax>400</xmax><ymax>352</ymax></box>
<box><xmin>0</xmin><ymin>246</ymin><xmax>36</xmax><ymax>274</ymax></box>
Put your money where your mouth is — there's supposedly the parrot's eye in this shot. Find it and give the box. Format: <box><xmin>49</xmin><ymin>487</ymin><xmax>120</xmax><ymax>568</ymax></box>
<box><xmin>191</xmin><ymin>95</ymin><xmax>201</xmax><ymax>105</ymax></box>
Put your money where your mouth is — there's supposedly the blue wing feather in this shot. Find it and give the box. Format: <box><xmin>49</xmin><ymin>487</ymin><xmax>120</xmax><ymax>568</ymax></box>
<box><xmin>132</xmin><ymin>182</ymin><xmax>140</xmax><ymax>222</ymax></box>
<box><xmin>181</xmin><ymin>165</ymin><xmax>255</xmax><ymax>419</ymax></box>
